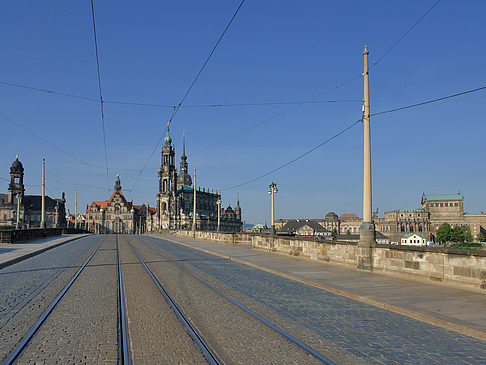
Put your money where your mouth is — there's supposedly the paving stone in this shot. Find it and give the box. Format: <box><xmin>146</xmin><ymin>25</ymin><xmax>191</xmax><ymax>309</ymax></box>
<box><xmin>144</xmin><ymin>235</ymin><xmax>486</xmax><ymax>365</ymax></box>
<box><xmin>0</xmin><ymin>235</ymin><xmax>101</xmax><ymax>362</ymax></box>
<box><xmin>15</xmin><ymin>236</ymin><xmax>118</xmax><ymax>364</ymax></box>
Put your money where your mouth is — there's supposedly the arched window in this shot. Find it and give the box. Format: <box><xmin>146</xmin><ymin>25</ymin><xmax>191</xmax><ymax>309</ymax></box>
<box><xmin>162</xmin><ymin>202</ymin><xmax>167</xmax><ymax>211</ymax></box>
<box><xmin>401</xmin><ymin>225</ymin><xmax>405</xmax><ymax>232</ymax></box>
<box><xmin>410</xmin><ymin>226</ymin><xmax>414</xmax><ymax>232</ymax></box>
<box><xmin>418</xmin><ymin>225</ymin><xmax>423</xmax><ymax>232</ymax></box>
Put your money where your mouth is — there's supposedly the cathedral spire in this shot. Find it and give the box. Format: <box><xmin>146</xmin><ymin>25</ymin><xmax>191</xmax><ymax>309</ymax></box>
<box><xmin>164</xmin><ymin>122</ymin><xmax>172</xmax><ymax>146</ymax></box>
<box><xmin>182</xmin><ymin>131</ymin><xmax>186</xmax><ymax>156</ymax></box>
<box><xmin>114</xmin><ymin>174</ymin><xmax>122</xmax><ymax>192</ymax></box>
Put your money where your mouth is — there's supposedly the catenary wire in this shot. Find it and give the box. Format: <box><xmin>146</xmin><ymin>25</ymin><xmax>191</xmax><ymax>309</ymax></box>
<box><xmin>0</xmin><ymin>80</ymin><xmax>360</xmax><ymax>109</ymax></box>
<box><xmin>90</xmin><ymin>0</ymin><xmax>110</xmax><ymax>191</ymax></box>
<box><xmin>192</xmin><ymin>1</ymin><xmax>442</xmax><ymax>157</ymax></box>
<box><xmin>220</xmin><ymin>83</ymin><xmax>486</xmax><ymax>191</ymax></box>
<box><xmin>167</xmin><ymin>0</ymin><xmax>246</xmax><ymax>127</ymax></box>
<box><xmin>220</xmin><ymin>118</ymin><xmax>363</xmax><ymax>191</ymax></box>
<box><xmin>371</xmin><ymin>0</ymin><xmax>442</xmax><ymax>68</ymax></box>
<box><xmin>190</xmin><ymin>75</ymin><xmax>362</xmax><ymax>157</ymax></box>
<box><xmin>372</xmin><ymin>85</ymin><xmax>486</xmax><ymax>117</ymax></box>
<box><xmin>0</xmin><ymin>112</ymin><xmax>104</xmax><ymax>169</ymax></box>
<box><xmin>129</xmin><ymin>0</ymin><xmax>246</xmax><ymax>195</ymax></box>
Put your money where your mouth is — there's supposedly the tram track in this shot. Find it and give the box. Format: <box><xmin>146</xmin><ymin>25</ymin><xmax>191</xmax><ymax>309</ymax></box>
<box><xmin>3</xmin><ymin>238</ymin><xmax>105</xmax><ymax>364</ymax></box>
<box><xmin>3</xmin><ymin>236</ymin><xmax>126</xmax><ymax>365</ymax></box>
<box><xmin>132</xmin><ymin>235</ymin><xmax>336</xmax><ymax>365</ymax></box>
<box><xmin>126</xmin><ymin>237</ymin><xmax>221</xmax><ymax>364</ymax></box>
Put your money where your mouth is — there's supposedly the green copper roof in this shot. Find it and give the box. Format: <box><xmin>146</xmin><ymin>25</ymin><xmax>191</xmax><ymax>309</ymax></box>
<box><xmin>422</xmin><ymin>194</ymin><xmax>463</xmax><ymax>201</ymax></box>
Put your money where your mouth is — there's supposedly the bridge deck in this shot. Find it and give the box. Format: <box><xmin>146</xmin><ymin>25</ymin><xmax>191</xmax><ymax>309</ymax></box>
<box><xmin>155</xmin><ymin>233</ymin><xmax>486</xmax><ymax>339</ymax></box>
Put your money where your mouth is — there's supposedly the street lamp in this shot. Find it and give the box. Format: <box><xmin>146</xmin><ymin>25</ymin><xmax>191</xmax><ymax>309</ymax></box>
<box><xmin>217</xmin><ymin>198</ymin><xmax>221</xmax><ymax>232</ymax></box>
<box><xmin>268</xmin><ymin>182</ymin><xmax>278</xmax><ymax>234</ymax></box>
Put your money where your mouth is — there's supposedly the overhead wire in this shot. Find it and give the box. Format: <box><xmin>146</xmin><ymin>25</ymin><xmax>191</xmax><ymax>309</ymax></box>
<box><xmin>220</xmin><ymin>118</ymin><xmax>363</xmax><ymax>191</ymax></box>
<box><xmin>192</xmin><ymin>1</ymin><xmax>443</xmax><ymax>157</ymax></box>
<box><xmin>129</xmin><ymin>0</ymin><xmax>246</xmax><ymax>195</ymax></box>
<box><xmin>0</xmin><ymin>80</ymin><xmax>361</xmax><ymax>109</ymax></box>
<box><xmin>0</xmin><ymin>112</ymin><xmax>104</xmax><ymax>169</ymax></box>
<box><xmin>90</xmin><ymin>0</ymin><xmax>110</xmax><ymax>191</ymax></box>
<box><xmin>190</xmin><ymin>74</ymin><xmax>363</xmax><ymax>157</ymax></box>
<box><xmin>167</xmin><ymin>0</ymin><xmax>246</xmax><ymax>127</ymax></box>
<box><xmin>220</xmin><ymin>83</ymin><xmax>486</xmax><ymax>191</ymax></box>
<box><xmin>372</xmin><ymin>85</ymin><xmax>486</xmax><ymax>117</ymax></box>
<box><xmin>371</xmin><ymin>0</ymin><xmax>442</xmax><ymax>68</ymax></box>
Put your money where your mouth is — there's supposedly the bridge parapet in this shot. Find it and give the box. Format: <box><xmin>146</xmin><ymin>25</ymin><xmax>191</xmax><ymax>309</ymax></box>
<box><xmin>168</xmin><ymin>230</ymin><xmax>486</xmax><ymax>293</ymax></box>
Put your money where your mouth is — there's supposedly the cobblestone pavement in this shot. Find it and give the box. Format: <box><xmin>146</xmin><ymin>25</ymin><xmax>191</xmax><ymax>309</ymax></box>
<box><xmin>0</xmin><ymin>235</ymin><xmax>100</xmax><ymax>362</ymax></box>
<box><xmin>15</xmin><ymin>236</ymin><xmax>118</xmax><ymax>364</ymax></box>
<box><xmin>119</xmin><ymin>235</ymin><xmax>208</xmax><ymax>364</ymax></box>
<box><xmin>144</xmin><ymin>235</ymin><xmax>486</xmax><ymax>365</ymax></box>
<box><xmin>132</xmin><ymin>236</ymin><xmax>349</xmax><ymax>365</ymax></box>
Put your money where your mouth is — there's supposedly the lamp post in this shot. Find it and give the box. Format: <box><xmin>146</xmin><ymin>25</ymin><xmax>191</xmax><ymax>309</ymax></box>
<box><xmin>268</xmin><ymin>182</ymin><xmax>278</xmax><ymax>234</ymax></box>
<box><xmin>16</xmin><ymin>192</ymin><xmax>21</xmax><ymax>229</ymax></box>
<box><xmin>217</xmin><ymin>198</ymin><xmax>221</xmax><ymax>232</ymax></box>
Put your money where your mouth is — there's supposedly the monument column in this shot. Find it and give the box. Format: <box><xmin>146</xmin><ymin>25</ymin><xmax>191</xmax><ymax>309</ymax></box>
<box><xmin>358</xmin><ymin>45</ymin><xmax>377</xmax><ymax>270</ymax></box>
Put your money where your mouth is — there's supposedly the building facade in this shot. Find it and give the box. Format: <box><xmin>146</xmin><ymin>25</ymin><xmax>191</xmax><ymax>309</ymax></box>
<box><xmin>277</xmin><ymin>193</ymin><xmax>485</xmax><ymax>243</ymax></box>
<box><xmin>0</xmin><ymin>156</ymin><xmax>66</xmax><ymax>229</ymax></box>
<box><xmin>153</xmin><ymin>127</ymin><xmax>242</xmax><ymax>232</ymax></box>
<box><xmin>86</xmin><ymin>175</ymin><xmax>151</xmax><ymax>234</ymax></box>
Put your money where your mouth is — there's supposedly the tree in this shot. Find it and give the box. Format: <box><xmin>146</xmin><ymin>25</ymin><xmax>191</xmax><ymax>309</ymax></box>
<box><xmin>346</xmin><ymin>229</ymin><xmax>351</xmax><ymax>235</ymax></box>
<box><xmin>436</xmin><ymin>223</ymin><xmax>452</xmax><ymax>243</ymax></box>
<box><xmin>463</xmin><ymin>225</ymin><xmax>474</xmax><ymax>243</ymax></box>
<box><xmin>477</xmin><ymin>231</ymin><xmax>486</xmax><ymax>243</ymax></box>
<box><xmin>451</xmin><ymin>225</ymin><xmax>465</xmax><ymax>243</ymax></box>
<box><xmin>331</xmin><ymin>227</ymin><xmax>338</xmax><ymax>235</ymax></box>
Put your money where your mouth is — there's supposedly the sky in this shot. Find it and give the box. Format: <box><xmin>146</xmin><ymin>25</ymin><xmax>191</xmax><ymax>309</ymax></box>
<box><xmin>1</xmin><ymin>1</ymin><xmax>485</xmax><ymax>225</ymax></box>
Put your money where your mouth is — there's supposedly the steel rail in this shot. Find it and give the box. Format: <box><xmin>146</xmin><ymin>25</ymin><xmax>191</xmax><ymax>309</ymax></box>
<box><xmin>142</xmin><ymin>236</ymin><xmax>336</xmax><ymax>365</ymax></box>
<box><xmin>126</xmin><ymin>237</ymin><xmax>222</xmax><ymax>365</ymax></box>
<box><xmin>116</xmin><ymin>235</ymin><xmax>131</xmax><ymax>365</ymax></box>
<box><xmin>4</xmin><ymin>238</ymin><xmax>105</xmax><ymax>365</ymax></box>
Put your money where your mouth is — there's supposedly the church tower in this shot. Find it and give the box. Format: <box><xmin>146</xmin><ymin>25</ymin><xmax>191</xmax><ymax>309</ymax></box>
<box><xmin>157</xmin><ymin>124</ymin><xmax>177</xmax><ymax>229</ymax></box>
<box><xmin>8</xmin><ymin>155</ymin><xmax>25</xmax><ymax>204</ymax></box>
<box><xmin>177</xmin><ymin>131</ymin><xmax>192</xmax><ymax>189</ymax></box>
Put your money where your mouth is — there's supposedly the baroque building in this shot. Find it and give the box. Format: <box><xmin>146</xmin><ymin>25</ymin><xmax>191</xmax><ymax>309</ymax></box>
<box><xmin>86</xmin><ymin>175</ymin><xmax>151</xmax><ymax>234</ymax></box>
<box><xmin>0</xmin><ymin>156</ymin><xmax>66</xmax><ymax>228</ymax></box>
<box><xmin>154</xmin><ymin>127</ymin><xmax>242</xmax><ymax>232</ymax></box>
<box><xmin>277</xmin><ymin>193</ymin><xmax>485</xmax><ymax>243</ymax></box>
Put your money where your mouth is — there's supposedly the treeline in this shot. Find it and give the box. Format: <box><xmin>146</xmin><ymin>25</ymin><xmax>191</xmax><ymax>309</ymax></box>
<box><xmin>436</xmin><ymin>223</ymin><xmax>485</xmax><ymax>244</ymax></box>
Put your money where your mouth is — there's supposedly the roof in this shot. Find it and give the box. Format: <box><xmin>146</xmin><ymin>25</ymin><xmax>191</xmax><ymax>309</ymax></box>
<box><xmin>401</xmin><ymin>232</ymin><xmax>427</xmax><ymax>239</ymax></box>
<box><xmin>339</xmin><ymin>213</ymin><xmax>359</xmax><ymax>220</ymax></box>
<box><xmin>177</xmin><ymin>185</ymin><xmax>194</xmax><ymax>192</ymax></box>
<box><xmin>86</xmin><ymin>190</ymin><xmax>129</xmax><ymax>212</ymax></box>
<box><xmin>422</xmin><ymin>194</ymin><xmax>463</xmax><ymax>202</ymax></box>
<box><xmin>22</xmin><ymin>195</ymin><xmax>59</xmax><ymax>210</ymax></box>
<box><xmin>280</xmin><ymin>219</ymin><xmax>328</xmax><ymax>233</ymax></box>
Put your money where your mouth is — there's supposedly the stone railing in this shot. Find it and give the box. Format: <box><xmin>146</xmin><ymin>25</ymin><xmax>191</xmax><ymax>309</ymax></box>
<box><xmin>0</xmin><ymin>228</ymin><xmax>62</xmax><ymax>244</ymax></box>
<box><xmin>167</xmin><ymin>230</ymin><xmax>486</xmax><ymax>293</ymax></box>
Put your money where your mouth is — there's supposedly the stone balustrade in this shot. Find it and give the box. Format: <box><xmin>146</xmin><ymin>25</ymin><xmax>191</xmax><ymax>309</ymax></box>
<box><xmin>168</xmin><ymin>230</ymin><xmax>486</xmax><ymax>293</ymax></box>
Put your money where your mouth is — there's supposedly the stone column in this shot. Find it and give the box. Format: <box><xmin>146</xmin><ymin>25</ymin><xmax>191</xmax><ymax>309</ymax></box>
<box><xmin>192</xmin><ymin>168</ymin><xmax>196</xmax><ymax>237</ymax></box>
<box><xmin>41</xmin><ymin>159</ymin><xmax>46</xmax><ymax>228</ymax></box>
<box><xmin>217</xmin><ymin>197</ymin><xmax>221</xmax><ymax>232</ymax></box>
<box><xmin>358</xmin><ymin>45</ymin><xmax>376</xmax><ymax>270</ymax></box>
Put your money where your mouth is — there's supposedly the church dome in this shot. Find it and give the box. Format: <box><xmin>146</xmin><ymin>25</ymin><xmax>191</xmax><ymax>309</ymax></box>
<box><xmin>10</xmin><ymin>156</ymin><xmax>24</xmax><ymax>173</ymax></box>
<box><xmin>164</xmin><ymin>134</ymin><xmax>172</xmax><ymax>145</ymax></box>
<box><xmin>177</xmin><ymin>172</ymin><xmax>192</xmax><ymax>187</ymax></box>
<box><xmin>325</xmin><ymin>211</ymin><xmax>338</xmax><ymax>221</ymax></box>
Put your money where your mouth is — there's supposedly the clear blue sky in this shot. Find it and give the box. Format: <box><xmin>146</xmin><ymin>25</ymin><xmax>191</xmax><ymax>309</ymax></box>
<box><xmin>1</xmin><ymin>1</ymin><xmax>485</xmax><ymax>224</ymax></box>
